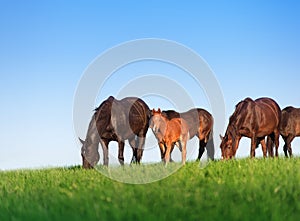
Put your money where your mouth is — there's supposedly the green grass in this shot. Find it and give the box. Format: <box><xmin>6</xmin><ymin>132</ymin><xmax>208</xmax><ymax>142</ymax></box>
<box><xmin>1</xmin><ymin>158</ymin><xmax>300</xmax><ymax>221</ymax></box>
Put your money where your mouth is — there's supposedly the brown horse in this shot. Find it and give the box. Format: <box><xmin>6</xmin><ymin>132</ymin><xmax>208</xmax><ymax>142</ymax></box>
<box><xmin>80</xmin><ymin>96</ymin><xmax>150</xmax><ymax>168</ymax></box>
<box><xmin>162</xmin><ymin>108</ymin><xmax>214</xmax><ymax>161</ymax></box>
<box><xmin>277</xmin><ymin>106</ymin><xmax>300</xmax><ymax>157</ymax></box>
<box><xmin>220</xmin><ymin>97</ymin><xmax>281</xmax><ymax>159</ymax></box>
<box><xmin>150</xmin><ymin>108</ymin><xmax>189</xmax><ymax>165</ymax></box>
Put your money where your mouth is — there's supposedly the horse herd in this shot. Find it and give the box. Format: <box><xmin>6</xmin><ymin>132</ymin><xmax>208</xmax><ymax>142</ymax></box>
<box><xmin>79</xmin><ymin>96</ymin><xmax>300</xmax><ymax>168</ymax></box>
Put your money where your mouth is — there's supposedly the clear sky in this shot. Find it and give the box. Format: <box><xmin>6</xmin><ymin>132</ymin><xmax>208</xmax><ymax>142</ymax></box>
<box><xmin>0</xmin><ymin>0</ymin><xmax>299</xmax><ymax>170</ymax></box>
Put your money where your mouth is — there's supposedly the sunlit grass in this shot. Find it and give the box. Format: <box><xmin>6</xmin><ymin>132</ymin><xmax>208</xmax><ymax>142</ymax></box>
<box><xmin>0</xmin><ymin>158</ymin><xmax>300</xmax><ymax>221</ymax></box>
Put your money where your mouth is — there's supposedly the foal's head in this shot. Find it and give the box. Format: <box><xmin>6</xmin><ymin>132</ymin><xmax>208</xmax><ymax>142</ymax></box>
<box><xmin>149</xmin><ymin>108</ymin><xmax>167</xmax><ymax>133</ymax></box>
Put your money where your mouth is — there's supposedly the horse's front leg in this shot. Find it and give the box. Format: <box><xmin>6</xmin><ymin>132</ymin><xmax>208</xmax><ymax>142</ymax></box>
<box><xmin>164</xmin><ymin>141</ymin><xmax>172</xmax><ymax>165</ymax></box>
<box><xmin>136</xmin><ymin>136</ymin><xmax>146</xmax><ymax>164</ymax></box>
<box><xmin>128</xmin><ymin>137</ymin><xmax>137</xmax><ymax>164</ymax></box>
<box><xmin>136</xmin><ymin>129</ymin><xmax>148</xmax><ymax>164</ymax></box>
<box><xmin>179</xmin><ymin>139</ymin><xmax>187</xmax><ymax>165</ymax></box>
<box><xmin>118</xmin><ymin>140</ymin><xmax>125</xmax><ymax>165</ymax></box>
<box><xmin>99</xmin><ymin>139</ymin><xmax>109</xmax><ymax>166</ymax></box>
<box><xmin>250</xmin><ymin>135</ymin><xmax>256</xmax><ymax>158</ymax></box>
<box><xmin>259</xmin><ymin>137</ymin><xmax>267</xmax><ymax>158</ymax></box>
<box><xmin>158</xmin><ymin>142</ymin><xmax>165</xmax><ymax>161</ymax></box>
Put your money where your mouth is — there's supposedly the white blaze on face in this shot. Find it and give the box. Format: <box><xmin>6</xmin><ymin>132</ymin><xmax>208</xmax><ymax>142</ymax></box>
<box><xmin>152</xmin><ymin>124</ymin><xmax>157</xmax><ymax>133</ymax></box>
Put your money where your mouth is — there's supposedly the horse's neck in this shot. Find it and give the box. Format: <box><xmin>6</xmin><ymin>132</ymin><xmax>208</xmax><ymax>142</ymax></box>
<box><xmin>230</xmin><ymin>107</ymin><xmax>250</xmax><ymax>132</ymax></box>
<box><xmin>227</xmin><ymin>123</ymin><xmax>238</xmax><ymax>138</ymax></box>
<box><xmin>230</xmin><ymin>118</ymin><xmax>241</xmax><ymax>131</ymax></box>
<box><xmin>86</xmin><ymin>116</ymin><xmax>101</xmax><ymax>144</ymax></box>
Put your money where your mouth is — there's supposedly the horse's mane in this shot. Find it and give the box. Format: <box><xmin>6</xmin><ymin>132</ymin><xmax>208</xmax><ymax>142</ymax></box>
<box><xmin>229</xmin><ymin>97</ymin><xmax>253</xmax><ymax>124</ymax></box>
<box><xmin>94</xmin><ymin>96</ymin><xmax>114</xmax><ymax>112</ymax></box>
<box><xmin>93</xmin><ymin>96</ymin><xmax>115</xmax><ymax>125</ymax></box>
<box><xmin>282</xmin><ymin>106</ymin><xmax>294</xmax><ymax>113</ymax></box>
<box><xmin>162</xmin><ymin>110</ymin><xmax>180</xmax><ymax>120</ymax></box>
<box><xmin>227</xmin><ymin>98</ymin><xmax>254</xmax><ymax>138</ymax></box>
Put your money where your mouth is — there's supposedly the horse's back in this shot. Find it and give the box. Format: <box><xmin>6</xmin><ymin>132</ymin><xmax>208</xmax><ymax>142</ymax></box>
<box><xmin>183</xmin><ymin>108</ymin><xmax>213</xmax><ymax>138</ymax></box>
<box><xmin>229</xmin><ymin>97</ymin><xmax>280</xmax><ymax>137</ymax></box>
<box><xmin>163</xmin><ymin>108</ymin><xmax>213</xmax><ymax>139</ymax></box>
<box><xmin>96</xmin><ymin>96</ymin><xmax>150</xmax><ymax>140</ymax></box>
<box><xmin>121</xmin><ymin>97</ymin><xmax>150</xmax><ymax>120</ymax></box>
<box><xmin>255</xmin><ymin>97</ymin><xmax>280</xmax><ymax>107</ymax></box>
<box><xmin>113</xmin><ymin>97</ymin><xmax>150</xmax><ymax>137</ymax></box>
<box><xmin>166</xmin><ymin>118</ymin><xmax>189</xmax><ymax>141</ymax></box>
<box><xmin>196</xmin><ymin>108</ymin><xmax>213</xmax><ymax>140</ymax></box>
<box><xmin>94</xmin><ymin>96</ymin><xmax>114</xmax><ymax>135</ymax></box>
<box><xmin>253</xmin><ymin>98</ymin><xmax>281</xmax><ymax>135</ymax></box>
<box><xmin>254</xmin><ymin>98</ymin><xmax>280</xmax><ymax>119</ymax></box>
<box><xmin>162</xmin><ymin>110</ymin><xmax>180</xmax><ymax>120</ymax></box>
<box><xmin>196</xmin><ymin>108</ymin><xmax>213</xmax><ymax>130</ymax></box>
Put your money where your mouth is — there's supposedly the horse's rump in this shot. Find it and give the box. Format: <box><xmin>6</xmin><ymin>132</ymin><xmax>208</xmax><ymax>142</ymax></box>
<box><xmin>280</xmin><ymin>106</ymin><xmax>300</xmax><ymax>137</ymax></box>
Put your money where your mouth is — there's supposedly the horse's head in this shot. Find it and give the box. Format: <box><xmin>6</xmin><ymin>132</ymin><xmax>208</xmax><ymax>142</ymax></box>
<box><xmin>220</xmin><ymin>125</ymin><xmax>239</xmax><ymax>160</ymax></box>
<box><xmin>219</xmin><ymin>133</ymin><xmax>234</xmax><ymax>160</ymax></box>
<box><xmin>149</xmin><ymin>108</ymin><xmax>166</xmax><ymax>133</ymax></box>
<box><xmin>79</xmin><ymin>138</ymin><xmax>100</xmax><ymax>169</ymax></box>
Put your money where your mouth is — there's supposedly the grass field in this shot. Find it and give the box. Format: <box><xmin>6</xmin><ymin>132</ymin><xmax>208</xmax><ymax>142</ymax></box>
<box><xmin>0</xmin><ymin>158</ymin><xmax>300</xmax><ymax>221</ymax></box>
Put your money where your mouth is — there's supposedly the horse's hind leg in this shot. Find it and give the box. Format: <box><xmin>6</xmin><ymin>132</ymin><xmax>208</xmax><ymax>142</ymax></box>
<box><xmin>268</xmin><ymin>132</ymin><xmax>279</xmax><ymax>157</ymax></box>
<box><xmin>169</xmin><ymin>143</ymin><xmax>176</xmax><ymax>162</ymax></box>
<box><xmin>282</xmin><ymin>136</ymin><xmax>288</xmax><ymax>157</ymax></box>
<box><xmin>118</xmin><ymin>140</ymin><xmax>125</xmax><ymax>165</ymax></box>
<box><xmin>274</xmin><ymin>130</ymin><xmax>280</xmax><ymax>157</ymax></box>
<box><xmin>285</xmin><ymin>134</ymin><xmax>294</xmax><ymax>158</ymax></box>
<box><xmin>259</xmin><ymin>138</ymin><xmax>267</xmax><ymax>158</ymax></box>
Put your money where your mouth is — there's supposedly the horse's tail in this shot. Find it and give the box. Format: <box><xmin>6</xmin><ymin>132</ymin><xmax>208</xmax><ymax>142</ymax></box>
<box><xmin>206</xmin><ymin>128</ymin><xmax>215</xmax><ymax>161</ymax></box>
<box><xmin>147</xmin><ymin>108</ymin><xmax>152</xmax><ymax>120</ymax></box>
<box><xmin>266</xmin><ymin>135</ymin><xmax>275</xmax><ymax>157</ymax></box>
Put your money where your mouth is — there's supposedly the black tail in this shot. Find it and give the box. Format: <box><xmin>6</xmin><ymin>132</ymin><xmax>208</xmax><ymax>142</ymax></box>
<box><xmin>266</xmin><ymin>135</ymin><xmax>274</xmax><ymax>157</ymax></box>
<box><xmin>206</xmin><ymin>128</ymin><xmax>215</xmax><ymax>160</ymax></box>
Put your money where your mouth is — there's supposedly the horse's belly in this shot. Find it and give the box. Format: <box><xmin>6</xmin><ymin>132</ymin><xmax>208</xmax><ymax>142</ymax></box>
<box><xmin>256</xmin><ymin>127</ymin><xmax>275</xmax><ymax>137</ymax></box>
<box><xmin>101</xmin><ymin>131</ymin><xmax>117</xmax><ymax>140</ymax></box>
<box><xmin>239</xmin><ymin>128</ymin><xmax>252</xmax><ymax>137</ymax></box>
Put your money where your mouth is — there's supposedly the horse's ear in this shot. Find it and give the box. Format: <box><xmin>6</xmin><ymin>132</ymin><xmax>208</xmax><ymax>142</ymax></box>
<box><xmin>219</xmin><ymin>134</ymin><xmax>224</xmax><ymax>140</ymax></box>
<box><xmin>152</xmin><ymin>108</ymin><xmax>156</xmax><ymax>114</ymax></box>
<box><xmin>158</xmin><ymin>108</ymin><xmax>161</xmax><ymax>113</ymax></box>
<box><xmin>79</xmin><ymin>137</ymin><xmax>85</xmax><ymax>145</ymax></box>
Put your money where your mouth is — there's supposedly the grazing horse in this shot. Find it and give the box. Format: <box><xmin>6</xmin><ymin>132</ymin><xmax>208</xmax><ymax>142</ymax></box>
<box><xmin>80</xmin><ymin>96</ymin><xmax>150</xmax><ymax>168</ymax></box>
<box><xmin>220</xmin><ymin>97</ymin><xmax>281</xmax><ymax>159</ymax></box>
<box><xmin>150</xmin><ymin>108</ymin><xmax>189</xmax><ymax>165</ymax></box>
<box><xmin>162</xmin><ymin>108</ymin><xmax>214</xmax><ymax>161</ymax></box>
<box><xmin>277</xmin><ymin>106</ymin><xmax>300</xmax><ymax>157</ymax></box>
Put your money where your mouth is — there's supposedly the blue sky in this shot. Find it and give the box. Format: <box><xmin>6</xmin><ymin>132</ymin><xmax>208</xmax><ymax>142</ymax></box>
<box><xmin>0</xmin><ymin>1</ymin><xmax>299</xmax><ymax>169</ymax></box>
